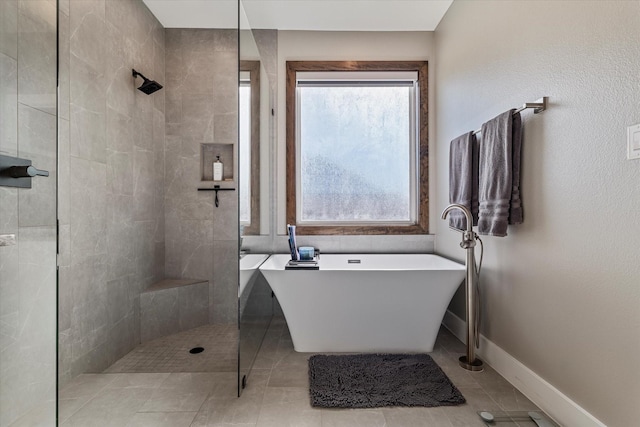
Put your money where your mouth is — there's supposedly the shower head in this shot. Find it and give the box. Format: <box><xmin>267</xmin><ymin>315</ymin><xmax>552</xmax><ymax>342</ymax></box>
<box><xmin>132</xmin><ymin>69</ymin><xmax>163</xmax><ymax>95</ymax></box>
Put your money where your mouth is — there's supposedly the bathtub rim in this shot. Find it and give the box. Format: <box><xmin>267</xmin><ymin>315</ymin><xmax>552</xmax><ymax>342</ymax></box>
<box><xmin>259</xmin><ymin>253</ymin><xmax>465</xmax><ymax>272</ymax></box>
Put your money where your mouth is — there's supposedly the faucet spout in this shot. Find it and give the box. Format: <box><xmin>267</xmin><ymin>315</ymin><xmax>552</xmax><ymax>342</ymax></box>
<box><xmin>441</xmin><ymin>203</ymin><xmax>474</xmax><ymax>233</ymax></box>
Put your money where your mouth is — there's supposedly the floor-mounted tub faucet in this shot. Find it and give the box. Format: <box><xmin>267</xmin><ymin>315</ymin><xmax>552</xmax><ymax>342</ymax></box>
<box><xmin>441</xmin><ymin>204</ymin><xmax>484</xmax><ymax>372</ymax></box>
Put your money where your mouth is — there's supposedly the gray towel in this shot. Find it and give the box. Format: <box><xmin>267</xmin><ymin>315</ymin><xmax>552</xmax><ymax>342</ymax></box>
<box><xmin>449</xmin><ymin>132</ymin><xmax>478</xmax><ymax>231</ymax></box>
<box><xmin>478</xmin><ymin>110</ymin><xmax>521</xmax><ymax>236</ymax></box>
<box><xmin>509</xmin><ymin>112</ymin><xmax>523</xmax><ymax>224</ymax></box>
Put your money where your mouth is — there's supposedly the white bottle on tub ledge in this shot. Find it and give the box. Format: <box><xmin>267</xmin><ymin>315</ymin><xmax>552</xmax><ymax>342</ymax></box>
<box><xmin>213</xmin><ymin>155</ymin><xmax>223</xmax><ymax>181</ymax></box>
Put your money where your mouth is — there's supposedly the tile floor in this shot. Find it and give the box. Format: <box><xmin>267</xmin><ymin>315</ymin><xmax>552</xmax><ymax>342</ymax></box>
<box><xmin>58</xmin><ymin>317</ymin><xmax>553</xmax><ymax>426</ymax></box>
<box><xmin>104</xmin><ymin>324</ymin><xmax>238</xmax><ymax>373</ymax></box>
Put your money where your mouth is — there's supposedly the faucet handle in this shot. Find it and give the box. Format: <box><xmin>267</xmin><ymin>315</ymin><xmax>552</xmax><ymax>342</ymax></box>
<box><xmin>9</xmin><ymin>165</ymin><xmax>49</xmax><ymax>178</ymax></box>
<box><xmin>460</xmin><ymin>230</ymin><xmax>477</xmax><ymax>249</ymax></box>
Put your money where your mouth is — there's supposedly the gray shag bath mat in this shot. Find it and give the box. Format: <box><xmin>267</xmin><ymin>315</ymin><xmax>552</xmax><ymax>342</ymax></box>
<box><xmin>308</xmin><ymin>353</ymin><xmax>465</xmax><ymax>408</ymax></box>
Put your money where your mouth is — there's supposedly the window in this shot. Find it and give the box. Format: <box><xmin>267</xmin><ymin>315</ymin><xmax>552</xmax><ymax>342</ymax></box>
<box><xmin>286</xmin><ymin>61</ymin><xmax>428</xmax><ymax>235</ymax></box>
<box><xmin>239</xmin><ymin>61</ymin><xmax>260</xmax><ymax>234</ymax></box>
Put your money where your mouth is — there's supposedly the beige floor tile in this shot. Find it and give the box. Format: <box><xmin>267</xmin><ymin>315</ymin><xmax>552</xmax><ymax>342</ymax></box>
<box><xmin>257</xmin><ymin>404</ymin><xmax>321</xmax><ymax>427</ymax></box>
<box><xmin>457</xmin><ymin>386</ymin><xmax>502</xmax><ymax>411</ymax></box>
<box><xmin>125</xmin><ymin>411</ymin><xmax>197</xmax><ymax>427</ymax></box>
<box><xmin>256</xmin><ymin>387</ymin><xmax>321</xmax><ymax>427</ymax></box>
<box><xmin>268</xmin><ymin>366</ymin><xmax>309</xmax><ymax>388</ymax></box>
<box><xmin>321</xmin><ymin>408</ymin><xmax>387</xmax><ymax>427</ymax></box>
<box><xmin>435</xmin><ymin>357</ymin><xmax>482</xmax><ymax>388</ymax></box>
<box><xmin>59</xmin><ymin>374</ymin><xmax>119</xmax><ymax>399</ymax></box>
<box><xmin>382</xmin><ymin>406</ymin><xmax>454</xmax><ymax>427</ymax></box>
<box><xmin>483</xmin><ymin>385</ymin><xmax>539</xmax><ymax>411</ymax></box>
<box><xmin>472</xmin><ymin>365</ymin><xmax>513</xmax><ymax>389</ymax></box>
<box><xmin>53</xmin><ymin>319</ymin><xmax>553</xmax><ymax>427</ymax></box>
<box><xmin>139</xmin><ymin>373</ymin><xmax>221</xmax><ymax>412</ymax></box>
<box><xmin>61</xmin><ymin>388</ymin><xmax>155</xmax><ymax>427</ymax></box>
<box><xmin>106</xmin><ymin>373</ymin><xmax>170</xmax><ymax>389</ymax></box>
<box><xmin>440</xmin><ymin>404</ymin><xmax>489</xmax><ymax>427</ymax></box>
<box><xmin>191</xmin><ymin>396</ymin><xmax>263</xmax><ymax>426</ymax></box>
<box><xmin>58</xmin><ymin>374</ymin><xmax>121</xmax><ymax>423</ymax></box>
<box><xmin>6</xmin><ymin>399</ymin><xmax>56</xmax><ymax>427</ymax></box>
<box><xmin>192</xmin><ymin>370</ymin><xmax>267</xmax><ymax>426</ymax></box>
<box><xmin>58</xmin><ymin>398</ymin><xmax>89</xmax><ymax>424</ymax></box>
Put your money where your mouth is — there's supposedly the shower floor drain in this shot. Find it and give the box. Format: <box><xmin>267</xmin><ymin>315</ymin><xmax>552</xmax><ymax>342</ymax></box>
<box><xmin>189</xmin><ymin>347</ymin><xmax>204</xmax><ymax>354</ymax></box>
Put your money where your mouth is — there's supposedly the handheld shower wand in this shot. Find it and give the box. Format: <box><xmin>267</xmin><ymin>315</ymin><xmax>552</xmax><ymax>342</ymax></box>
<box><xmin>441</xmin><ymin>204</ymin><xmax>484</xmax><ymax>372</ymax></box>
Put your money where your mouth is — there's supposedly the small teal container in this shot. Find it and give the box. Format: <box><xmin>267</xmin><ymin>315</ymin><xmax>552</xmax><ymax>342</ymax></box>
<box><xmin>298</xmin><ymin>246</ymin><xmax>315</xmax><ymax>261</ymax></box>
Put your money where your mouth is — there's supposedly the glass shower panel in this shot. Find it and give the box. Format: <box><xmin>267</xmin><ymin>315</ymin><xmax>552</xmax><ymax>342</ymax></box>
<box><xmin>0</xmin><ymin>0</ymin><xmax>58</xmax><ymax>425</ymax></box>
<box><xmin>238</xmin><ymin>0</ymin><xmax>275</xmax><ymax>396</ymax></box>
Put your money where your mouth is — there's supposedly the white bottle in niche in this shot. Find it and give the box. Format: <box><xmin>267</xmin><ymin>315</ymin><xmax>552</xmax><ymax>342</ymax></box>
<box><xmin>213</xmin><ymin>155</ymin><xmax>223</xmax><ymax>181</ymax></box>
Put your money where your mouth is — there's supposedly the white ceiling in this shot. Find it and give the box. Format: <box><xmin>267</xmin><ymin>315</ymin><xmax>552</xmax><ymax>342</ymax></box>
<box><xmin>142</xmin><ymin>0</ymin><xmax>453</xmax><ymax>31</ymax></box>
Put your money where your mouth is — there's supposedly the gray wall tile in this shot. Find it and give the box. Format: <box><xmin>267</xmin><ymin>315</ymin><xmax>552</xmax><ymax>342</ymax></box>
<box><xmin>106</xmin><ymin>106</ymin><xmax>134</xmax><ymax>154</ymax></box>
<box><xmin>178</xmin><ymin>282</ymin><xmax>209</xmax><ymax>331</ymax></box>
<box><xmin>181</xmin><ymin>94</ymin><xmax>215</xmax><ymax>143</ymax></box>
<box><xmin>58</xmin><ymin>118</ymin><xmax>70</xmax><ymax>223</ymax></box>
<box><xmin>107</xmin><ymin>276</ymin><xmax>134</xmax><ymax>326</ymax></box>
<box><xmin>69</xmin><ymin>0</ymin><xmax>105</xmax><ymax>71</ymax></box>
<box><xmin>60</xmin><ymin>0</ymin><xmax>167</xmax><ymax>382</ymax></box>
<box><xmin>17</xmin><ymin>104</ymin><xmax>57</xmax><ymax>227</ymax></box>
<box><xmin>0</xmin><ymin>0</ymin><xmax>18</xmax><ymax>59</ymax></box>
<box><xmin>59</xmin><ymin>13</ymin><xmax>240</xmax><ymax>386</ymax></box>
<box><xmin>17</xmin><ymin>0</ymin><xmax>56</xmax><ymax>114</ymax></box>
<box><xmin>164</xmin><ymin>29</ymin><xmax>239</xmax><ymax>329</ymax></box>
<box><xmin>1</xmin><ymin>227</ymin><xmax>57</xmax><ymax>425</ymax></box>
<box><xmin>140</xmin><ymin>287</ymin><xmax>179</xmax><ymax>342</ymax></box>
<box><xmin>58</xmin><ymin>9</ymin><xmax>70</xmax><ymax>120</ymax></box>
<box><xmin>70</xmin><ymin>55</ymin><xmax>106</xmax><ymax>163</ymax></box>
<box><xmin>0</xmin><ymin>53</ymin><xmax>17</xmax><ymax>155</ymax></box>
<box><xmin>0</xmin><ymin>1</ymin><xmax>56</xmax><ymax>424</ymax></box>
<box><xmin>0</xmin><ymin>187</ymin><xmax>18</xmax><ymax>232</ymax></box>
<box><xmin>212</xmin><ymin>240</ymin><xmax>239</xmax><ymax>324</ymax></box>
<box><xmin>140</xmin><ymin>280</ymin><xmax>210</xmax><ymax>341</ymax></box>
<box><xmin>0</xmin><ymin>235</ymin><xmax>19</xmax><ymax>354</ymax></box>
<box><xmin>105</xmin><ymin>22</ymin><xmax>136</xmax><ymax>117</ymax></box>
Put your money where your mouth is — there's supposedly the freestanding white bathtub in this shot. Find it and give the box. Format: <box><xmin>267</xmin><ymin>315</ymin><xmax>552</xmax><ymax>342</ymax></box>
<box><xmin>259</xmin><ymin>254</ymin><xmax>465</xmax><ymax>353</ymax></box>
<box><xmin>239</xmin><ymin>254</ymin><xmax>269</xmax><ymax>298</ymax></box>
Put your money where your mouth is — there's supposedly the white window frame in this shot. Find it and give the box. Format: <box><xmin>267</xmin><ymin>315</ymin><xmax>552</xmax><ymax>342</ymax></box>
<box><xmin>294</xmin><ymin>71</ymin><xmax>421</xmax><ymax>226</ymax></box>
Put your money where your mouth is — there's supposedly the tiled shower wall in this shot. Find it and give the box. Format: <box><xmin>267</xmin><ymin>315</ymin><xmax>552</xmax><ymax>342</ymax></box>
<box><xmin>58</xmin><ymin>2</ymin><xmax>240</xmax><ymax>385</ymax></box>
<box><xmin>58</xmin><ymin>0</ymin><xmax>166</xmax><ymax>385</ymax></box>
<box><xmin>164</xmin><ymin>29</ymin><xmax>239</xmax><ymax>325</ymax></box>
<box><xmin>0</xmin><ymin>0</ymin><xmax>57</xmax><ymax>424</ymax></box>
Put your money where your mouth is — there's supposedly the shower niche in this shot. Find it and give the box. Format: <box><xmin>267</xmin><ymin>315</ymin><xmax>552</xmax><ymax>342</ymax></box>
<box><xmin>201</xmin><ymin>143</ymin><xmax>235</xmax><ymax>183</ymax></box>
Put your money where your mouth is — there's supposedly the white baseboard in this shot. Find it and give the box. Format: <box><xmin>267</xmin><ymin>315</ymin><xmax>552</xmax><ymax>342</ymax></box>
<box><xmin>442</xmin><ymin>310</ymin><xmax>606</xmax><ymax>427</ymax></box>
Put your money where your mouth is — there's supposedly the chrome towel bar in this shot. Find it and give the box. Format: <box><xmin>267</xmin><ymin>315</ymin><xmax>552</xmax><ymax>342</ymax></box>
<box><xmin>472</xmin><ymin>96</ymin><xmax>548</xmax><ymax>135</ymax></box>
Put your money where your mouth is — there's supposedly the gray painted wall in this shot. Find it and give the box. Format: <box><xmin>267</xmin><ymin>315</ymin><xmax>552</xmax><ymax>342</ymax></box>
<box><xmin>58</xmin><ymin>0</ymin><xmax>166</xmax><ymax>384</ymax></box>
<box><xmin>0</xmin><ymin>0</ymin><xmax>57</xmax><ymax>424</ymax></box>
<box><xmin>240</xmin><ymin>31</ymin><xmax>438</xmax><ymax>254</ymax></box>
<box><xmin>434</xmin><ymin>2</ymin><xmax>640</xmax><ymax>426</ymax></box>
